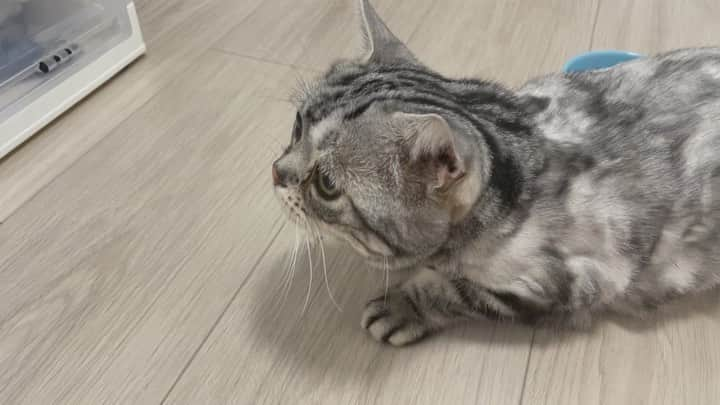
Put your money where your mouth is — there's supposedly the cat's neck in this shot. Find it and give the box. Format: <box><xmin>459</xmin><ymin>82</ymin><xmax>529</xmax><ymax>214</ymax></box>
<box><xmin>441</xmin><ymin>95</ymin><xmax>549</xmax><ymax>255</ymax></box>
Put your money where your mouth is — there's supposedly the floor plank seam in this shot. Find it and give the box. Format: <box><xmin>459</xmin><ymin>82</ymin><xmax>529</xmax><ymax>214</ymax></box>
<box><xmin>0</xmin><ymin>60</ymin><xmax>171</xmax><ymax>224</ymax></box>
<box><xmin>516</xmin><ymin>328</ymin><xmax>537</xmax><ymax>405</ymax></box>
<box><xmin>0</xmin><ymin>0</ymin><xmax>267</xmax><ymax>224</ymax></box>
<box><xmin>405</xmin><ymin>3</ymin><xmax>437</xmax><ymax>44</ymax></box>
<box><xmin>142</xmin><ymin>0</ymin><xmax>216</xmax><ymax>46</ymax></box>
<box><xmin>208</xmin><ymin>47</ymin><xmax>320</xmax><ymax>74</ymax></box>
<box><xmin>153</xmin><ymin>0</ymin><xmax>262</xmax><ymax>48</ymax></box>
<box><xmin>158</xmin><ymin>218</ymin><xmax>286</xmax><ymax>405</ymax></box>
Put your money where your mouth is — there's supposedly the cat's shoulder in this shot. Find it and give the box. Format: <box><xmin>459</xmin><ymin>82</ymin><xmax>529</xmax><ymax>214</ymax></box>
<box><xmin>519</xmin><ymin>46</ymin><xmax>720</xmax><ymax>93</ymax></box>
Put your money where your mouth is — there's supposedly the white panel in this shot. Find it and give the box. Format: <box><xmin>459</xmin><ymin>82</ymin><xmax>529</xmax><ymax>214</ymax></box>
<box><xmin>0</xmin><ymin>1</ymin><xmax>145</xmax><ymax>159</ymax></box>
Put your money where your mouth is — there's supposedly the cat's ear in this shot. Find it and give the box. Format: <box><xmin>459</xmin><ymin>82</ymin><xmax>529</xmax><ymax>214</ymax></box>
<box><xmin>358</xmin><ymin>0</ymin><xmax>417</xmax><ymax>65</ymax></box>
<box><xmin>394</xmin><ymin>112</ymin><xmax>466</xmax><ymax>192</ymax></box>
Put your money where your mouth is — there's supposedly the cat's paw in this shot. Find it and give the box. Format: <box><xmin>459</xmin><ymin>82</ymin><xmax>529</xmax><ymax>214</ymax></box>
<box><xmin>361</xmin><ymin>292</ymin><xmax>431</xmax><ymax>346</ymax></box>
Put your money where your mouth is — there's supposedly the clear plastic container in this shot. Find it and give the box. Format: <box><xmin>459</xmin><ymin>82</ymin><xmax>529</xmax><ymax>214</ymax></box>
<box><xmin>0</xmin><ymin>0</ymin><xmax>134</xmax><ymax>124</ymax></box>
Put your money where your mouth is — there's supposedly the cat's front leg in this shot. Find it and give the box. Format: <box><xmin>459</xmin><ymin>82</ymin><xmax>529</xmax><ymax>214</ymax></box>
<box><xmin>361</xmin><ymin>267</ymin><xmax>523</xmax><ymax>346</ymax></box>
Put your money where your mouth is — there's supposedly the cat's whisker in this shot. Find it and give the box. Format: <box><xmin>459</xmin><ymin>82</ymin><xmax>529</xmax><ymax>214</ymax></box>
<box><xmin>277</xmin><ymin>249</ymin><xmax>292</xmax><ymax>305</ymax></box>
<box><xmin>280</xmin><ymin>223</ymin><xmax>301</xmax><ymax>307</ymax></box>
<box><xmin>301</xmin><ymin>229</ymin><xmax>314</xmax><ymax>316</ymax></box>
<box><xmin>310</xmin><ymin>221</ymin><xmax>343</xmax><ymax>313</ymax></box>
<box><xmin>287</xmin><ymin>237</ymin><xmax>301</xmax><ymax>300</ymax></box>
<box><xmin>383</xmin><ymin>256</ymin><xmax>389</xmax><ymax>305</ymax></box>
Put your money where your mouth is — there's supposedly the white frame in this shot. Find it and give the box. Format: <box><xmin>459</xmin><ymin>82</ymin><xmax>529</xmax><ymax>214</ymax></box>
<box><xmin>0</xmin><ymin>2</ymin><xmax>146</xmax><ymax>159</ymax></box>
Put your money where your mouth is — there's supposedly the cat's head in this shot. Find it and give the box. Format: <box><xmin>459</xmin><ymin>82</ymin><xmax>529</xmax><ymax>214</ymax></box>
<box><xmin>272</xmin><ymin>0</ymin><xmax>488</xmax><ymax>269</ymax></box>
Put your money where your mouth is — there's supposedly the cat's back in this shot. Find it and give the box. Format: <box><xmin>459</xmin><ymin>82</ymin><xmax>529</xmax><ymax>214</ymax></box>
<box><xmin>520</xmin><ymin>47</ymin><xmax>720</xmax><ymax>149</ymax></box>
<box><xmin>520</xmin><ymin>47</ymin><xmax>720</xmax><ymax>193</ymax></box>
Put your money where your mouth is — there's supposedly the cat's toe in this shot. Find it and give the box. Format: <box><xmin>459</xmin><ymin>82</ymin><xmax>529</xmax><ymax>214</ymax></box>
<box><xmin>361</xmin><ymin>298</ymin><xmax>429</xmax><ymax>346</ymax></box>
<box><xmin>384</xmin><ymin>322</ymin><xmax>429</xmax><ymax>346</ymax></box>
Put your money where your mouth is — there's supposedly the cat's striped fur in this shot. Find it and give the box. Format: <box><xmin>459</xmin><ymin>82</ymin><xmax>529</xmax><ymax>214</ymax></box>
<box><xmin>273</xmin><ymin>0</ymin><xmax>720</xmax><ymax>346</ymax></box>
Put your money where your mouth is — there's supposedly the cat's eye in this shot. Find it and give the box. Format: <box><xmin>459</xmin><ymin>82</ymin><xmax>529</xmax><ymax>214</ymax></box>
<box><xmin>292</xmin><ymin>112</ymin><xmax>302</xmax><ymax>143</ymax></box>
<box><xmin>315</xmin><ymin>170</ymin><xmax>341</xmax><ymax>200</ymax></box>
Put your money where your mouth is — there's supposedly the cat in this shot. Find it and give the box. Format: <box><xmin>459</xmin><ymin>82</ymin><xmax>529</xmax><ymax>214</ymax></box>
<box><xmin>272</xmin><ymin>0</ymin><xmax>720</xmax><ymax>346</ymax></box>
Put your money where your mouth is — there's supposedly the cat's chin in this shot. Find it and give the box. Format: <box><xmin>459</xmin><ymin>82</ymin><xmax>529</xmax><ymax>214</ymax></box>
<box><xmin>359</xmin><ymin>251</ymin><xmax>425</xmax><ymax>272</ymax></box>
<box><xmin>317</xmin><ymin>225</ymin><xmax>425</xmax><ymax>271</ymax></box>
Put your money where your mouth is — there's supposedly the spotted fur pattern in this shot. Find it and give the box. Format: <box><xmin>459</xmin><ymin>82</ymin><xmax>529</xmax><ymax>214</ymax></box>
<box><xmin>273</xmin><ymin>0</ymin><xmax>720</xmax><ymax>346</ymax></box>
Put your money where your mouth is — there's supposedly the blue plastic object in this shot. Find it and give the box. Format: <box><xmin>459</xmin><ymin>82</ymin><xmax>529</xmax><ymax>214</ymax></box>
<box><xmin>563</xmin><ymin>50</ymin><xmax>642</xmax><ymax>73</ymax></box>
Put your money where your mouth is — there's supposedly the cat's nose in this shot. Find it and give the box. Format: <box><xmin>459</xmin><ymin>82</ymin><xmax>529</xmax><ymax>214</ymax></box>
<box><xmin>272</xmin><ymin>163</ymin><xmax>282</xmax><ymax>187</ymax></box>
<box><xmin>272</xmin><ymin>161</ymin><xmax>300</xmax><ymax>187</ymax></box>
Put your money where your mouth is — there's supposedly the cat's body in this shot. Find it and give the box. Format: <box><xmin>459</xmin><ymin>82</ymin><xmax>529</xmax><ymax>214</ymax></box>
<box><xmin>438</xmin><ymin>48</ymin><xmax>720</xmax><ymax>326</ymax></box>
<box><xmin>273</xmin><ymin>1</ymin><xmax>720</xmax><ymax>346</ymax></box>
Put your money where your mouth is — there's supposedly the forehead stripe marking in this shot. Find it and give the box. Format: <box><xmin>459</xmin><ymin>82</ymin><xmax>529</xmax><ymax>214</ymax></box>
<box><xmin>305</xmin><ymin>65</ymin><xmax>526</xmax><ymax>209</ymax></box>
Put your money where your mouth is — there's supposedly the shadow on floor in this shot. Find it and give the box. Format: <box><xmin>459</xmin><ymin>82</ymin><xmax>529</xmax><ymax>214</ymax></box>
<box><xmin>247</xmin><ymin>239</ymin><xmax>720</xmax><ymax>393</ymax></box>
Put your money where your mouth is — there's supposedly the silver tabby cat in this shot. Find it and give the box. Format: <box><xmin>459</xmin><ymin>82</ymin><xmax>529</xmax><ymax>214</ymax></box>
<box><xmin>272</xmin><ymin>0</ymin><xmax>720</xmax><ymax>346</ymax></box>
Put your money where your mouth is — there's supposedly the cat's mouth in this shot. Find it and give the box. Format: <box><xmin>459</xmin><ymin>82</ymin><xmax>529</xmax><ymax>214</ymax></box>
<box><xmin>274</xmin><ymin>187</ymin><xmax>308</xmax><ymax>225</ymax></box>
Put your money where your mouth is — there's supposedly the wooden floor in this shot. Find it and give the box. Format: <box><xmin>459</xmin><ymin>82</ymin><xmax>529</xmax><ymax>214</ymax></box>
<box><xmin>2</xmin><ymin>0</ymin><xmax>720</xmax><ymax>403</ymax></box>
